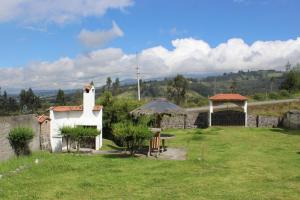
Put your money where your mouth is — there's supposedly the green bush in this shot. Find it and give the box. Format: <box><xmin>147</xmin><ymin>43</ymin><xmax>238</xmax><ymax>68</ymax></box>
<box><xmin>268</xmin><ymin>92</ymin><xmax>280</xmax><ymax>100</ymax></box>
<box><xmin>96</xmin><ymin>91</ymin><xmax>144</xmax><ymax>139</ymax></box>
<box><xmin>60</xmin><ymin>126</ymin><xmax>99</xmax><ymax>152</ymax></box>
<box><xmin>279</xmin><ymin>90</ymin><xmax>290</xmax><ymax>98</ymax></box>
<box><xmin>253</xmin><ymin>93</ymin><xmax>266</xmax><ymax>101</ymax></box>
<box><xmin>7</xmin><ymin>127</ymin><xmax>34</xmax><ymax>156</ymax></box>
<box><xmin>112</xmin><ymin>121</ymin><xmax>152</xmax><ymax>156</ymax></box>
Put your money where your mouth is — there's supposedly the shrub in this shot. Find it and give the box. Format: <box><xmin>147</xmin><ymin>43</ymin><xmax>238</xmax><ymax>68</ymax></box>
<box><xmin>253</xmin><ymin>93</ymin><xmax>266</xmax><ymax>101</ymax></box>
<box><xmin>268</xmin><ymin>92</ymin><xmax>280</xmax><ymax>100</ymax></box>
<box><xmin>279</xmin><ymin>90</ymin><xmax>290</xmax><ymax>98</ymax></box>
<box><xmin>60</xmin><ymin>126</ymin><xmax>99</xmax><ymax>152</ymax></box>
<box><xmin>112</xmin><ymin>121</ymin><xmax>152</xmax><ymax>156</ymax></box>
<box><xmin>7</xmin><ymin>127</ymin><xmax>34</xmax><ymax>156</ymax></box>
<box><xmin>96</xmin><ymin>92</ymin><xmax>144</xmax><ymax>139</ymax></box>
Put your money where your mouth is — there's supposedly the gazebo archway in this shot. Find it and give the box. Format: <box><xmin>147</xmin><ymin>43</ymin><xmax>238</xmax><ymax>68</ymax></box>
<box><xmin>208</xmin><ymin>94</ymin><xmax>248</xmax><ymax>127</ymax></box>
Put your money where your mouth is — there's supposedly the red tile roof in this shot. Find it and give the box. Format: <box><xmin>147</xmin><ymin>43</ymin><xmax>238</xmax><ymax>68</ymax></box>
<box><xmin>209</xmin><ymin>93</ymin><xmax>247</xmax><ymax>101</ymax></box>
<box><xmin>50</xmin><ymin>105</ymin><xmax>103</xmax><ymax>112</ymax></box>
<box><xmin>37</xmin><ymin>115</ymin><xmax>50</xmax><ymax>123</ymax></box>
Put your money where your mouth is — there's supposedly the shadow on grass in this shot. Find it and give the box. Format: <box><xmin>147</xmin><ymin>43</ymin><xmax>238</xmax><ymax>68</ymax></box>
<box><xmin>105</xmin><ymin>144</ymin><xmax>125</xmax><ymax>151</ymax></box>
<box><xmin>270</xmin><ymin>128</ymin><xmax>300</xmax><ymax>135</ymax></box>
<box><xmin>101</xmin><ymin>154</ymin><xmax>136</xmax><ymax>159</ymax></box>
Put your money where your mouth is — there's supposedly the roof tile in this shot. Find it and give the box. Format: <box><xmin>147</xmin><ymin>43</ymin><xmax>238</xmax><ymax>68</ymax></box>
<box><xmin>209</xmin><ymin>93</ymin><xmax>247</xmax><ymax>101</ymax></box>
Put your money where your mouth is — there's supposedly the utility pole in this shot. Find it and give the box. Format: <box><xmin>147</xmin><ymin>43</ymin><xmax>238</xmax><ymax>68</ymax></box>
<box><xmin>213</xmin><ymin>77</ymin><xmax>216</xmax><ymax>95</ymax></box>
<box><xmin>136</xmin><ymin>53</ymin><xmax>141</xmax><ymax>101</ymax></box>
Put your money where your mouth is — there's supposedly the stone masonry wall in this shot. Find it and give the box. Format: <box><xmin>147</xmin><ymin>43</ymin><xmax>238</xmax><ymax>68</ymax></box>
<box><xmin>40</xmin><ymin>120</ymin><xmax>51</xmax><ymax>151</ymax></box>
<box><xmin>160</xmin><ymin>110</ymin><xmax>283</xmax><ymax>129</ymax></box>
<box><xmin>161</xmin><ymin>115</ymin><xmax>185</xmax><ymax>129</ymax></box>
<box><xmin>0</xmin><ymin>115</ymin><xmax>40</xmax><ymax>161</ymax></box>
<box><xmin>282</xmin><ymin>110</ymin><xmax>300</xmax><ymax>129</ymax></box>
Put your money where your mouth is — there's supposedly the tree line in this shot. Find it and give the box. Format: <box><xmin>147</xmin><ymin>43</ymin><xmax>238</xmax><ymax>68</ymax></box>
<box><xmin>0</xmin><ymin>88</ymin><xmax>42</xmax><ymax>115</ymax></box>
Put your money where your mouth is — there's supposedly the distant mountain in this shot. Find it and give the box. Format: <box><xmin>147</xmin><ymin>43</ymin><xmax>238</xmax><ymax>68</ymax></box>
<box><xmin>3</xmin><ymin>69</ymin><xmax>286</xmax><ymax>103</ymax></box>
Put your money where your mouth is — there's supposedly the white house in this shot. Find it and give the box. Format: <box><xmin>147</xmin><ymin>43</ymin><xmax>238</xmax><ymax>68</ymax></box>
<box><xmin>49</xmin><ymin>84</ymin><xmax>103</xmax><ymax>152</ymax></box>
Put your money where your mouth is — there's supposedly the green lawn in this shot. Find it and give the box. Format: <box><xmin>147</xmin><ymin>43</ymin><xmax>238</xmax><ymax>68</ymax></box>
<box><xmin>1</xmin><ymin>127</ymin><xmax>300</xmax><ymax>200</ymax></box>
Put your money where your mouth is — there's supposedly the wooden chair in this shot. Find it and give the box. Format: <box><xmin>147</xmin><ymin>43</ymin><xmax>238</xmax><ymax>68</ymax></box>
<box><xmin>148</xmin><ymin>132</ymin><xmax>161</xmax><ymax>157</ymax></box>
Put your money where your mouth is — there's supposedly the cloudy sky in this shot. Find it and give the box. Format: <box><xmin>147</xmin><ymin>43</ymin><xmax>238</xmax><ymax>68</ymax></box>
<box><xmin>0</xmin><ymin>0</ymin><xmax>300</xmax><ymax>90</ymax></box>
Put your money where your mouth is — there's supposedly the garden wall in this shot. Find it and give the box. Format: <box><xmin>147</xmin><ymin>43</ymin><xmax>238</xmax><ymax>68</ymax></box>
<box><xmin>160</xmin><ymin>110</ymin><xmax>283</xmax><ymax>129</ymax></box>
<box><xmin>0</xmin><ymin>115</ymin><xmax>40</xmax><ymax>161</ymax></box>
<box><xmin>282</xmin><ymin>110</ymin><xmax>300</xmax><ymax>129</ymax></box>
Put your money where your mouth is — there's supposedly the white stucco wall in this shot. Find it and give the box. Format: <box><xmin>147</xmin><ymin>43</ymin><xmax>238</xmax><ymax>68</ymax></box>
<box><xmin>49</xmin><ymin>85</ymin><xmax>103</xmax><ymax>152</ymax></box>
<box><xmin>50</xmin><ymin>109</ymin><xmax>102</xmax><ymax>152</ymax></box>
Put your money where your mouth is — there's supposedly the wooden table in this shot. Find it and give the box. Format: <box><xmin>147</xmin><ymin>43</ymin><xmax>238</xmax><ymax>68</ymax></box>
<box><xmin>160</xmin><ymin>133</ymin><xmax>176</xmax><ymax>152</ymax></box>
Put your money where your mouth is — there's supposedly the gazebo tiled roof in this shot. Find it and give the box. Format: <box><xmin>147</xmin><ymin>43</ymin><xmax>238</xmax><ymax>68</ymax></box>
<box><xmin>209</xmin><ymin>93</ymin><xmax>247</xmax><ymax>102</ymax></box>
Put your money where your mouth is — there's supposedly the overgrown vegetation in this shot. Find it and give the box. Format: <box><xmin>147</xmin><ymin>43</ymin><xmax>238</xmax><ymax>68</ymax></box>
<box><xmin>280</xmin><ymin>63</ymin><xmax>300</xmax><ymax>92</ymax></box>
<box><xmin>112</xmin><ymin>117</ymin><xmax>152</xmax><ymax>155</ymax></box>
<box><xmin>96</xmin><ymin>91</ymin><xmax>144</xmax><ymax>139</ymax></box>
<box><xmin>7</xmin><ymin>127</ymin><xmax>34</xmax><ymax>156</ymax></box>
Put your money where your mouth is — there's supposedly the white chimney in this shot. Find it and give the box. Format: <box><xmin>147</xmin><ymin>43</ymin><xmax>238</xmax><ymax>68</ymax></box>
<box><xmin>83</xmin><ymin>84</ymin><xmax>95</xmax><ymax>114</ymax></box>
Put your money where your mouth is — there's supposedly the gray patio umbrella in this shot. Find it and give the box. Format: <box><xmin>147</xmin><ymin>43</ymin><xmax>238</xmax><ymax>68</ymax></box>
<box><xmin>130</xmin><ymin>98</ymin><xmax>186</xmax><ymax>128</ymax></box>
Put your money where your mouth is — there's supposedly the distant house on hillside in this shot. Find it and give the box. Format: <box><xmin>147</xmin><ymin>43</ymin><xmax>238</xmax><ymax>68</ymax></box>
<box><xmin>47</xmin><ymin>84</ymin><xmax>103</xmax><ymax>152</ymax></box>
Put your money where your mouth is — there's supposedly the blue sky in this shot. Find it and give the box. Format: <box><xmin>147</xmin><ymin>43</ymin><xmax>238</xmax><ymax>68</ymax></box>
<box><xmin>0</xmin><ymin>0</ymin><xmax>300</xmax><ymax>89</ymax></box>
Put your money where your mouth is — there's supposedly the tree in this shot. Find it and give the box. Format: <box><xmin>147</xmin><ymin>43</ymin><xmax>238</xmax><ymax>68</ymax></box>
<box><xmin>106</xmin><ymin>77</ymin><xmax>112</xmax><ymax>91</ymax></box>
<box><xmin>7</xmin><ymin>97</ymin><xmax>19</xmax><ymax>114</ymax></box>
<box><xmin>97</xmin><ymin>91</ymin><xmax>143</xmax><ymax>139</ymax></box>
<box><xmin>280</xmin><ymin>67</ymin><xmax>300</xmax><ymax>92</ymax></box>
<box><xmin>285</xmin><ymin>61</ymin><xmax>292</xmax><ymax>72</ymax></box>
<box><xmin>112</xmin><ymin>78</ymin><xmax>121</xmax><ymax>96</ymax></box>
<box><xmin>55</xmin><ymin>89</ymin><xmax>66</xmax><ymax>105</ymax></box>
<box><xmin>19</xmin><ymin>88</ymin><xmax>41</xmax><ymax>113</ymax></box>
<box><xmin>270</xmin><ymin>76</ymin><xmax>276</xmax><ymax>93</ymax></box>
<box><xmin>0</xmin><ymin>89</ymin><xmax>8</xmax><ymax>115</ymax></box>
<box><xmin>112</xmin><ymin>118</ymin><xmax>152</xmax><ymax>156</ymax></box>
<box><xmin>167</xmin><ymin>75</ymin><xmax>189</xmax><ymax>105</ymax></box>
<box><xmin>230</xmin><ymin>80</ymin><xmax>238</xmax><ymax>93</ymax></box>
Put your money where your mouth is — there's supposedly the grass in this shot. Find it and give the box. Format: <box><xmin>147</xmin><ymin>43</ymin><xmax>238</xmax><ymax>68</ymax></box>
<box><xmin>1</xmin><ymin>127</ymin><xmax>300</xmax><ymax>199</ymax></box>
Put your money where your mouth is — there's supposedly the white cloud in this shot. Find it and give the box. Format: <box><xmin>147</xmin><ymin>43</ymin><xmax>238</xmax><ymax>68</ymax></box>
<box><xmin>1</xmin><ymin>37</ymin><xmax>300</xmax><ymax>90</ymax></box>
<box><xmin>78</xmin><ymin>21</ymin><xmax>124</xmax><ymax>48</ymax></box>
<box><xmin>0</xmin><ymin>0</ymin><xmax>134</xmax><ymax>25</ymax></box>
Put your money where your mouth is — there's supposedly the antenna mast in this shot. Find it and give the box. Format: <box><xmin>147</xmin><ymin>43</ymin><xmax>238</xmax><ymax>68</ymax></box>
<box><xmin>136</xmin><ymin>53</ymin><xmax>141</xmax><ymax>101</ymax></box>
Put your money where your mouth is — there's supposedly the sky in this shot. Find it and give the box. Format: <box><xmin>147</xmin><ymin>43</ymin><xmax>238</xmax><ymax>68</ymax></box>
<box><xmin>0</xmin><ymin>0</ymin><xmax>300</xmax><ymax>90</ymax></box>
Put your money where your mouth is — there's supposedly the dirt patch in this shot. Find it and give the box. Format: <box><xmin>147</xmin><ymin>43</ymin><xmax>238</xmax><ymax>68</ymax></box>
<box><xmin>153</xmin><ymin>148</ymin><xmax>187</xmax><ymax>160</ymax></box>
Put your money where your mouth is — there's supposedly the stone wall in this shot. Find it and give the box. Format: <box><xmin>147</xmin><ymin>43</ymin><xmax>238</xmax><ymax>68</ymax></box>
<box><xmin>0</xmin><ymin>115</ymin><xmax>40</xmax><ymax>161</ymax></box>
<box><xmin>247</xmin><ymin>114</ymin><xmax>281</xmax><ymax>128</ymax></box>
<box><xmin>161</xmin><ymin>115</ymin><xmax>185</xmax><ymax>129</ymax></box>
<box><xmin>160</xmin><ymin>110</ymin><xmax>283</xmax><ymax>129</ymax></box>
<box><xmin>282</xmin><ymin>110</ymin><xmax>300</xmax><ymax>129</ymax></box>
<box><xmin>185</xmin><ymin>111</ymin><xmax>208</xmax><ymax>128</ymax></box>
<box><xmin>247</xmin><ymin>114</ymin><xmax>258</xmax><ymax>127</ymax></box>
<box><xmin>39</xmin><ymin>119</ymin><xmax>51</xmax><ymax>151</ymax></box>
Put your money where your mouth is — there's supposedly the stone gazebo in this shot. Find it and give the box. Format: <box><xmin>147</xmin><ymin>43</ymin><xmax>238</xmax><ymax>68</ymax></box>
<box><xmin>208</xmin><ymin>93</ymin><xmax>248</xmax><ymax>127</ymax></box>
